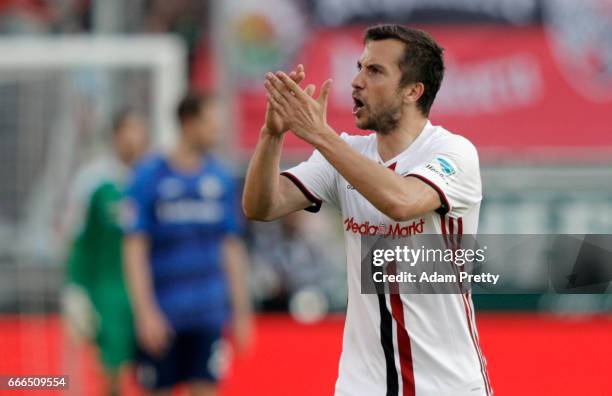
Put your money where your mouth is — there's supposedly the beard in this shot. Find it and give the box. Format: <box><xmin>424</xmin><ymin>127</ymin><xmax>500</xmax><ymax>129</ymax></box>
<box><xmin>357</xmin><ymin>96</ymin><xmax>403</xmax><ymax>135</ymax></box>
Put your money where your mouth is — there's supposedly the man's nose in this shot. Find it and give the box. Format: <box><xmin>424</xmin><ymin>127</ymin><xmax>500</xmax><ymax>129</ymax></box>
<box><xmin>351</xmin><ymin>71</ymin><xmax>364</xmax><ymax>90</ymax></box>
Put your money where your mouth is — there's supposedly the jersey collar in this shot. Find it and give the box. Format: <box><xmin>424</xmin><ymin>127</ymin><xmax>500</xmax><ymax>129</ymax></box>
<box><xmin>375</xmin><ymin>120</ymin><xmax>433</xmax><ymax>167</ymax></box>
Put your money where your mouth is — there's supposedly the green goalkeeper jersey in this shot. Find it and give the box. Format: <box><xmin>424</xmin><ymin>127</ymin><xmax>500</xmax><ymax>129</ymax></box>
<box><xmin>66</xmin><ymin>178</ymin><xmax>135</xmax><ymax>369</ymax></box>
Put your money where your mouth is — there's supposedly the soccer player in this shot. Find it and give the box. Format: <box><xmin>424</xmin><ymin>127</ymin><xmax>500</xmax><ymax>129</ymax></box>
<box><xmin>243</xmin><ymin>25</ymin><xmax>492</xmax><ymax>396</ymax></box>
<box><xmin>123</xmin><ymin>92</ymin><xmax>252</xmax><ymax>396</ymax></box>
<box><xmin>64</xmin><ymin>109</ymin><xmax>148</xmax><ymax>396</ymax></box>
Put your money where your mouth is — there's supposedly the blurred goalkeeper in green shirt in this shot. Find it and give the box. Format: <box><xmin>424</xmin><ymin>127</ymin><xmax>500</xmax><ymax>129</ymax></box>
<box><xmin>63</xmin><ymin>109</ymin><xmax>149</xmax><ymax>396</ymax></box>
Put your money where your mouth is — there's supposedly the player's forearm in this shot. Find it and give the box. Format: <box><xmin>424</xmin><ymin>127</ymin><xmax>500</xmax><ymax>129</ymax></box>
<box><xmin>242</xmin><ymin>128</ymin><xmax>285</xmax><ymax>220</ymax></box>
<box><xmin>314</xmin><ymin>128</ymin><xmax>427</xmax><ymax>221</ymax></box>
<box><xmin>223</xmin><ymin>237</ymin><xmax>253</xmax><ymax>316</ymax></box>
<box><xmin>123</xmin><ymin>236</ymin><xmax>159</xmax><ymax>316</ymax></box>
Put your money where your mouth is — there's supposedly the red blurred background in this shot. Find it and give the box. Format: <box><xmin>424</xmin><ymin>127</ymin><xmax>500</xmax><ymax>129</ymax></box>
<box><xmin>2</xmin><ymin>314</ymin><xmax>612</xmax><ymax>395</ymax></box>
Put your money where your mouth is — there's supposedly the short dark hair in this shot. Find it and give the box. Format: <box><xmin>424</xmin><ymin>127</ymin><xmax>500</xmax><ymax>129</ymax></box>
<box><xmin>364</xmin><ymin>24</ymin><xmax>444</xmax><ymax>116</ymax></box>
<box><xmin>177</xmin><ymin>91</ymin><xmax>214</xmax><ymax>123</ymax></box>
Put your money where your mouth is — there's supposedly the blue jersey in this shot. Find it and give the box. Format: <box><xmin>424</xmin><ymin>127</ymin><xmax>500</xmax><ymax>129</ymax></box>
<box><xmin>123</xmin><ymin>154</ymin><xmax>242</xmax><ymax>331</ymax></box>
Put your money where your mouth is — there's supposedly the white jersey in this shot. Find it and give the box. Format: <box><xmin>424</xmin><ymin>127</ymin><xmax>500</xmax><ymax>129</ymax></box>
<box><xmin>282</xmin><ymin>121</ymin><xmax>492</xmax><ymax>396</ymax></box>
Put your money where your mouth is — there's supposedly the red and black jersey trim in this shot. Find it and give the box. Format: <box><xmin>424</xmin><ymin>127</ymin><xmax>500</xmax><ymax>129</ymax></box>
<box><xmin>376</xmin><ymin>293</ymin><xmax>399</xmax><ymax>396</ymax></box>
<box><xmin>440</xmin><ymin>214</ymin><xmax>493</xmax><ymax>396</ymax></box>
<box><xmin>280</xmin><ymin>171</ymin><xmax>322</xmax><ymax>213</ymax></box>
<box><xmin>404</xmin><ymin>173</ymin><xmax>451</xmax><ymax>215</ymax></box>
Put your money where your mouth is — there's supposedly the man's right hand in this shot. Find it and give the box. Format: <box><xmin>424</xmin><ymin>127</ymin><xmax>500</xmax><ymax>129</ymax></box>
<box><xmin>136</xmin><ymin>306</ymin><xmax>173</xmax><ymax>357</ymax></box>
<box><xmin>263</xmin><ymin>64</ymin><xmax>315</xmax><ymax>136</ymax></box>
<box><xmin>242</xmin><ymin>65</ymin><xmax>317</xmax><ymax>222</ymax></box>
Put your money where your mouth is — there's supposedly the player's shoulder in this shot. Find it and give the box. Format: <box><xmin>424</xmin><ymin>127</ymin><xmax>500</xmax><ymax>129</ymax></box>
<box><xmin>427</xmin><ymin>123</ymin><xmax>479</xmax><ymax>158</ymax></box>
<box><xmin>338</xmin><ymin>131</ymin><xmax>376</xmax><ymax>152</ymax></box>
<box><xmin>88</xmin><ymin>181</ymin><xmax>123</xmax><ymax>212</ymax></box>
<box><xmin>130</xmin><ymin>152</ymin><xmax>167</xmax><ymax>182</ymax></box>
<box><xmin>205</xmin><ymin>155</ymin><xmax>239</xmax><ymax>182</ymax></box>
<box><xmin>70</xmin><ymin>155</ymin><xmax>120</xmax><ymax>201</ymax></box>
<box><xmin>91</xmin><ymin>180</ymin><xmax>119</xmax><ymax>198</ymax></box>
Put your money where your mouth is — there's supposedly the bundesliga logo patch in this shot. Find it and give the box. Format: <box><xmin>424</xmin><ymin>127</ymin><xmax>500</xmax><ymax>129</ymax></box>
<box><xmin>436</xmin><ymin>156</ymin><xmax>456</xmax><ymax>176</ymax></box>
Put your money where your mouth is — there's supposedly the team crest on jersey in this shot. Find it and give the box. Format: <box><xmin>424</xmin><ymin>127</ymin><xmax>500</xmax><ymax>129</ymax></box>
<box><xmin>199</xmin><ymin>176</ymin><xmax>224</xmax><ymax>199</ymax></box>
<box><xmin>436</xmin><ymin>156</ymin><xmax>456</xmax><ymax>176</ymax></box>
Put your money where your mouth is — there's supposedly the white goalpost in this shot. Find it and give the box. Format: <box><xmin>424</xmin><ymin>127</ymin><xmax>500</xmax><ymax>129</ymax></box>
<box><xmin>0</xmin><ymin>35</ymin><xmax>186</xmax><ymax>258</ymax></box>
<box><xmin>0</xmin><ymin>35</ymin><xmax>186</xmax><ymax>148</ymax></box>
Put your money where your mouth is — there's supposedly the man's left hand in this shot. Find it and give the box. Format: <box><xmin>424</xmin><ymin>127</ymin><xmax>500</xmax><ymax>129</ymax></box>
<box><xmin>264</xmin><ymin>71</ymin><xmax>333</xmax><ymax>146</ymax></box>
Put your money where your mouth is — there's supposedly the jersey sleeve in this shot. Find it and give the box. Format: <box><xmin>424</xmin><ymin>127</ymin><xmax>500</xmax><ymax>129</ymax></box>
<box><xmin>405</xmin><ymin>136</ymin><xmax>482</xmax><ymax>217</ymax></box>
<box><xmin>65</xmin><ymin>186</ymin><xmax>99</xmax><ymax>290</ymax></box>
<box><xmin>122</xmin><ymin>163</ymin><xmax>155</xmax><ymax>235</ymax></box>
<box><xmin>281</xmin><ymin>148</ymin><xmax>339</xmax><ymax>212</ymax></box>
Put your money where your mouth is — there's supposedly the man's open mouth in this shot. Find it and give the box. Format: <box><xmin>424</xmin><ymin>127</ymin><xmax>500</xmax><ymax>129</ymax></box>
<box><xmin>352</xmin><ymin>97</ymin><xmax>365</xmax><ymax>115</ymax></box>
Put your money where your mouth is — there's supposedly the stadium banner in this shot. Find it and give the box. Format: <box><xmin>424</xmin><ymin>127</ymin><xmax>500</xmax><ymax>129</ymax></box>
<box><xmin>358</xmin><ymin>234</ymin><xmax>612</xmax><ymax>294</ymax></box>
<box><xmin>236</xmin><ymin>25</ymin><xmax>612</xmax><ymax>155</ymax></box>
<box><xmin>305</xmin><ymin>0</ymin><xmax>543</xmax><ymax>26</ymax></box>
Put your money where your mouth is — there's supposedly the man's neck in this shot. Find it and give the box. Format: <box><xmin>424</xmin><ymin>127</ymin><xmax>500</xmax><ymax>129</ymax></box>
<box><xmin>376</xmin><ymin>116</ymin><xmax>428</xmax><ymax>163</ymax></box>
<box><xmin>169</xmin><ymin>138</ymin><xmax>204</xmax><ymax>172</ymax></box>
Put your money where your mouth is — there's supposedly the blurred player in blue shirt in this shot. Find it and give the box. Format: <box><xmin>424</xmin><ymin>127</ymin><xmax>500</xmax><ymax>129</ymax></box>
<box><xmin>123</xmin><ymin>92</ymin><xmax>252</xmax><ymax>396</ymax></box>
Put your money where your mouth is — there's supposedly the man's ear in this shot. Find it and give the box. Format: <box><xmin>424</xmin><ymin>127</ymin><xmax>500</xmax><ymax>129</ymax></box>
<box><xmin>403</xmin><ymin>82</ymin><xmax>425</xmax><ymax>106</ymax></box>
